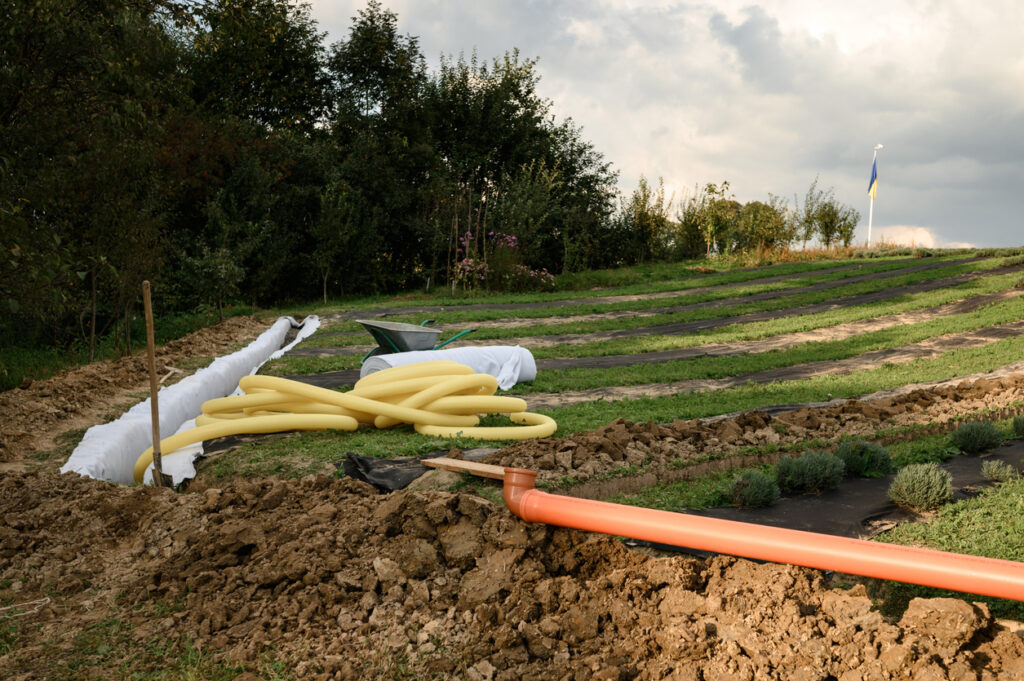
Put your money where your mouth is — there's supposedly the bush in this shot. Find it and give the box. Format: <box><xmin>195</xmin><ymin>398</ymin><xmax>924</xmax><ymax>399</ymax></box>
<box><xmin>982</xmin><ymin>460</ymin><xmax>1020</xmax><ymax>483</ymax></box>
<box><xmin>731</xmin><ymin>470</ymin><xmax>780</xmax><ymax>508</ymax></box>
<box><xmin>774</xmin><ymin>451</ymin><xmax>845</xmax><ymax>494</ymax></box>
<box><xmin>950</xmin><ymin>422</ymin><xmax>1003</xmax><ymax>454</ymax></box>
<box><xmin>888</xmin><ymin>463</ymin><xmax>953</xmax><ymax>511</ymax></box>
<box><xmin>1013</xmin><ymin>414</ymin><xmax>1024</xmax><ymax>437</ymax></box>
<box><xmin>835</xmin><ymin>440</ymin><xmax>893</xmax><ymax>478</ymax></box>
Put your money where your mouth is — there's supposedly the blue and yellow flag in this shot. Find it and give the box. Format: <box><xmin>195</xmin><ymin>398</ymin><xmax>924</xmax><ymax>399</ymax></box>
<box><xmin>868</xmin><ymin>159</ymin><xmax>878</xmax><ymax>200</ymax></box>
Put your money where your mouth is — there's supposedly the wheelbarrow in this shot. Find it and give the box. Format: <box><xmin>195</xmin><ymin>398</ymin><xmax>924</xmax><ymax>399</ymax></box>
<box><xmin>357</xmin><ymin>319</ymin><xmax>476</xmax><ymax>362</ymax></box>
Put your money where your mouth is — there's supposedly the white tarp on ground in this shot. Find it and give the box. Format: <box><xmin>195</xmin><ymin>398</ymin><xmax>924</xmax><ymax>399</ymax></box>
<box><xmin>360</xmin><ymin>345</ymin><xmax>536</xmax><ymax>390</ymax></box>
<box><xmin>60</xmin><ymin>315</ymin><xmax>319</xmax><ymax>485</ymax></box>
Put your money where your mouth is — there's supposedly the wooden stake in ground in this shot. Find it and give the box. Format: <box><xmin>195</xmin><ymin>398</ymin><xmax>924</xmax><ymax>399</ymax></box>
<box><xmin>142</xmin><ymin>281</ymin><xmax>170</xmax><ymax>487</ymax></box>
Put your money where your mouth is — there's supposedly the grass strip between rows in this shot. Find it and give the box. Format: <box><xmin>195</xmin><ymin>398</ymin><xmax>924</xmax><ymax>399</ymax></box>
<box><xmin>281</xmin><ymin>257</ymin><xmax>910</xmax><ymax>318</ymax></box>
<box><xmin>545</xmin><ymin>332</ymin><xmax>1024</xmax><ymax>433</ymax></box>
<box><xmin>261</xmin><ymin>267</ymin><xmax>1022</xmax><ymax>377</ymax></box>
<box><xmin>512</xmin><ymin>295</ymin><xmax>1024</xmax><ymax>392</ymax></box>
<box><xmin>310</xmin><ymin>257</ymin><xmax>935</xmax><ymax>335</ymax></box>
<box><xmin>310</xmin><ymin>257</ymin><xmax>997</xmax><ymax>343</ymax></box>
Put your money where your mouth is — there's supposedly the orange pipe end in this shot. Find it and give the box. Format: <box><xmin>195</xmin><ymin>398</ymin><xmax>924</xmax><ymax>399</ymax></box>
<box><xmin>503</xmin><ymin>467</ymin><xmax>538</xmax><ymax>516</ymax></box>
<box><xmin>502</xmin><ymin>467</ymin><xmax>1024</xmax><ymax>602</ymax></box>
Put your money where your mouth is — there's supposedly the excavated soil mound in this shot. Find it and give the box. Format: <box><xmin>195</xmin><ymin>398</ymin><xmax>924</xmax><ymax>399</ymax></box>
<box><xmin>0</xmin><ymin>316</ymin><xmax>268</xmax><ymax>463</ymax></box>
<box><xmin>487</xmin><ymin>374</ymin><xmax>1024</xmax><ymax>489</ymax></box>
<box><xmin>2</xmin><ymin>471</ymin><xmax>1023</xmax><ymax>680</ymax></box>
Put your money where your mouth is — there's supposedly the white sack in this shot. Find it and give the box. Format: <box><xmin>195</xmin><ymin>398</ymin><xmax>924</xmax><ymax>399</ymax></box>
<box><xmin>61</xmin><ymin>315</ymin><xmax>319</xmax><ymax>485</ymax></box>
<box><xmin>360</xmin><ymin>345</ymin><xmax>536</xmax><ymax>390</ymax></box>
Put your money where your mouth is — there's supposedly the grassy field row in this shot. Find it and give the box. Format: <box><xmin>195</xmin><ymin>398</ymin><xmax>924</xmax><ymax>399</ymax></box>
<box><xmin>289</xmin><ymin>256</ymin><xmax>914</xmax><ymax>316</ymax></box>
<box><xmin>314</xmin><ymin>256</ymin><xmax>941</xmax><ymax>332</ymax></box>
<box><xmin>261</xmin><ymin>265</ymin><xmax>1023</xmax><ymax>378</ymax></box>
<box><xmin>513</xmin><ymin>295</ymin><xmax>1024</xmax><ymax>393</ymax></box>
<box><xmin>311</xmin><ymin>257</ymin><xmax>999</xmax><ymax>341</ymax></box>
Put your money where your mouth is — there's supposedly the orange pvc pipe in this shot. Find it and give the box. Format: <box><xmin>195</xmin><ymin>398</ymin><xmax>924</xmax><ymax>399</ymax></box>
<box><xmin>503</xmin><ymin>468</ymin><xmax>1024</xmax><ymax>601</ymax></box>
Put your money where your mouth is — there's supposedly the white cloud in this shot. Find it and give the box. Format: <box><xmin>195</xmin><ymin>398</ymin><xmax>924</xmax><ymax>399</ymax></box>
<box><xmin>871</xmin><ymin>225</ymin><xmax>973</xmax><ymax>249</ymax></box>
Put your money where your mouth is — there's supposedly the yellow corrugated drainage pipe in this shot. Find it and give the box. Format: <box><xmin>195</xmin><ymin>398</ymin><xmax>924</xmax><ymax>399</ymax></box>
<box><xmin>133</xmin><ymin>361</ymin><xmax>556</xmax><ymax>483</ymax></box>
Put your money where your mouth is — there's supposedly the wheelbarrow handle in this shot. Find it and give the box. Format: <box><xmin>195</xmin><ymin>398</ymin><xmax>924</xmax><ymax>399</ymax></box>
<box><xmin>433</xmin><ymin>328</ymin><xmax>476</xmax><ymax>350</ymax></box>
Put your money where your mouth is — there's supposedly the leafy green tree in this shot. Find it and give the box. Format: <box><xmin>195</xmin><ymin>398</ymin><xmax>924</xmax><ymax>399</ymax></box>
<box><xmin>617</xmin><ymin>176</ymin><xmax>673</xmax><ymax>263</ymax></box>
<box><xmin>328</xmin><ymin>0</ymin><xmax>425</xmax><ymax>123</ymax></box>
<box><xmin>186</xmin><ymin>247</ymin><xmax>244</xmax><ymax>320</ymax></box>
<box><xmin>312</xmin><ymin>178</ymin><xmax>359</xmax><ymax>302</ymax></box>
<box><xmin>794</xmin><ymin>177</ymin><xmax>826</xmax><ymax>247</ymax></box>
<box><xmin>817</xmin><ymin>198</ymin><xmax>860</xmax><ymax>248</ymax></box>
<box><xmin>673</xmin><ymin>186</ymin><xmax>711</xmax><ymax>260</ymax></box>
<box><xmin>547</xmin><ymin>119</ymin><xmax>617</xmax><ymax>272</ymax></box>
<box><xmin>188</xmin><ymin>0</ymin><xmax>331</xmax><ymax>131</ymax></box>
<box><xmin>487</xmin><ymin>160</ymin><xmax>562</xmax><ymax>268</ymax></box>
<box><xmin>1</xmin><ymin>0</ymin><xmax>181</xmax><ymax>350</ymax></box>
<box><xmin>733</xmin><ymin>195</ymin><xmax>794</xmax><ymax>251</ymax></box>
<box><xmin>695</xmin><ymin>182</ymin><xmax>735</xmax><ymax>256</ymax></box>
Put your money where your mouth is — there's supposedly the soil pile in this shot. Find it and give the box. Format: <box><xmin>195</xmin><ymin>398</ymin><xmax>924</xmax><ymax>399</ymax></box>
<box><xmin>3</xmin><ymin>472</ymin><xmax>1023</xmax><ymax>680</ymax></box>
<box><xmin>0</xmin><ymin>316</ymin><xmax>268</xmax><ymax>463</ymax></box>
<box><xmin>488</xmin><ymin>374</ymin><xmax>1024</xmax><ymax>488</ymax></box>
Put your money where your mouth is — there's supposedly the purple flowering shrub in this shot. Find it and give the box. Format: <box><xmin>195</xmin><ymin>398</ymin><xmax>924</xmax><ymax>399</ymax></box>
<box><xmin>453</xmin><ymin>230</ymin><xmax>554</xmax><ymax>292</ymax></box>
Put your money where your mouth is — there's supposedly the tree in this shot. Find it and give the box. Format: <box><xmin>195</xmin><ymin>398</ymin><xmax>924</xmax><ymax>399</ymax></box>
<box><xmin>617</xmin><ymin>176</ymin><xmax>673</xmax><ymax>264</ymax></box>
<box><xmin>794</xmin><ymin>177</ymin><xmax>826</xmax><ymax>247</ymax></box>
<box><xmin>696</xmin><ymin>182</ymin><xmax>734</xmax><ymax>257</ymax></box>
<box><xmin>328</xmin><ymin>0</ymin><xmax>425</xmax><ymax>123</ymax></box>
<box><xmin>734</xmin><ymin>195</ymin><xmax>794</xmax><ymax>251</ymax></box>
<box><xmin>817</xmin><ymin>199</ymin><xmax>860</xmax><ymax>248</ymax></box>
<box><xmin>1</xmin><ymin>0</ymin><xmax>182</xmax><ymax>350</ymax></box>
<box><xmin>312</xmin><ymin>179</ymin><xmax>358</xmax><ymax>302</ymax></box>
<box><xmin>188</xmin><ymin>0</ymin><xmax>331</xmax><ymax>131</ymax></box>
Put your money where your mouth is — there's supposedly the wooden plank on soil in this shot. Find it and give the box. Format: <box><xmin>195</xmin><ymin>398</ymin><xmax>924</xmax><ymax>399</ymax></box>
<box><xmin>421</xmin><ymin>457</ymin><xmax>506</xmax><ymax>480</ymax></box>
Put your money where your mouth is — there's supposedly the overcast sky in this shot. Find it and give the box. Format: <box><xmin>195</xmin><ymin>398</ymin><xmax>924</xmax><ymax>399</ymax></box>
<box><xmin>309</xmin><ymin>1</ymin><xmax>1024</xmax><ymax>248</ymax></box>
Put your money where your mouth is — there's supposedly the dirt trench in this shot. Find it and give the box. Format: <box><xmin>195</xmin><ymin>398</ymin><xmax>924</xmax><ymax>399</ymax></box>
<box><xmin>3</xmin><ymin>471</ymin><xmax>1024</xmax><ymax>680</ymax></box>
<box><xmin>0</xmin><ymin>316</ymin><xmax>269</xmax><ymax>465</ymax></box>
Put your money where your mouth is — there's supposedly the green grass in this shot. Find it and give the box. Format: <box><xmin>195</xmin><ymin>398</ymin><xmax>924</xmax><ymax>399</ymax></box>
<box><xmin>545</xmin><ymin>331</ymin><xmax>1024</xmax><ymax>434</ymax></box>
<box><xmin>871</xmin><ymin>477</ymin><xmax>1024</xmax><ymax>620</ymax></box>
<box><xmin>526</xmin><ymin>269</ymin><xmax>1024</xmax><ymax>360</ymax></box>
<box><xmin>509</xmin><ymin>294</ymin><xmax>1024</xmax><ymax>392</ymax></box>
<box><xmin>201</xmin><ymin>421</ymin><xmax>530</xmax><ymax>479</ymax></box>
<box><xmin>258</xmin><ymin>355</ymin><xmax>353</xmax><ymax>377</ymax></box>
<box><xmin>608</xmin><ymin>468</ymin><xmax>746</xmax><ymax>511</ymax></box>
<box><xmin>260</xmin><ymin>268</ymin><xmax>1023</xmax><ymax>378</ymax></box>
<box><xmin>222</xmin><ymin>334</ymin><xmax>1024</xmax><ymax>474</ymax></box>
<box><xmin>263</xmin><ymin>269</ymin><xmax>1024</xmax><ymax>382</ymax></box>
<box><xmin>279</xmin><ymin>257</ymin><xmax>913</xmax><ymax>320</ymax></box>
<box><xmin>310</xmin><ymin>256</ymin><xmax>983</xmax><ymax>339</ymax></box>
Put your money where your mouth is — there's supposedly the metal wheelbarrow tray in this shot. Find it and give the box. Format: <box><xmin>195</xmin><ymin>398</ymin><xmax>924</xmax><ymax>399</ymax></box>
<box><xmin>356</xmin><ymin>319</ymin><xmax>476</xmax><ymax>360</ymax></box>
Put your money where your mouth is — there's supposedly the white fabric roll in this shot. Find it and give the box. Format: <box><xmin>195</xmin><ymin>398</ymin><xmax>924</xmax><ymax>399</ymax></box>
<box><xmin>360</xmin><ymin>345</ymin><xmax>536</xmax><ymax>390</ymax></box>
<box><xmin>61</xmin><ymin>315</ymin><xmax>320</xmax><ymax>485</ymax></box>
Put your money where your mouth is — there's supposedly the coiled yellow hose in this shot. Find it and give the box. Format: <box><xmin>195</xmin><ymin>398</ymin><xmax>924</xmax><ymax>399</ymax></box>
<box><xmin>133</xmin><ymin>361</ymin><xmax>556</xmax><ymax>482</ymax></box>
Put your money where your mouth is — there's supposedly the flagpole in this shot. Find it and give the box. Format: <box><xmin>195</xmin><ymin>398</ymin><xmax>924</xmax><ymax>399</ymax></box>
<box><xmin>868</xmin><ymin>144</ymin><xmax>883</xmax><ymax>247</ymax></box>
<box><xmin>868</xmin><ymin>168</ymin><xmax>874</xmax><ymax>247</ymax></box>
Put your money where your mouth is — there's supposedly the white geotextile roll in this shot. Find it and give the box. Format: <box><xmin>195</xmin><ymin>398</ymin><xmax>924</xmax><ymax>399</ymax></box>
<box><xmin>360</xmin><ymin>345</ymin><xmax>536</xmax><ymax>391</ymax></box>
<box><xmin>61</xmin><ymin>315</ymin><xmax>320</xmax><ymax>485</ymax></box>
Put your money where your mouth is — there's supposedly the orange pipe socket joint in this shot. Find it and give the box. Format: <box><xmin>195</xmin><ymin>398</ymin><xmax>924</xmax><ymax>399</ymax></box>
<box><xmin>503</xmin><ymin>467</ymin><xmax>1024</xmax><ymax>602</ymax></box>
